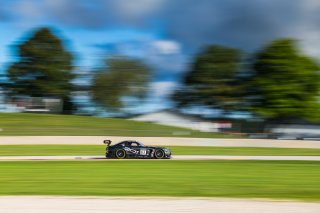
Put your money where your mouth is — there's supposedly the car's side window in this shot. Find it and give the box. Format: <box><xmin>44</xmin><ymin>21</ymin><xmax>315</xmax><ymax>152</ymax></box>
<box><xmin>130</xmin><ymin>142</ymin><xmax>138</xmax><ymax>147</ymax></box>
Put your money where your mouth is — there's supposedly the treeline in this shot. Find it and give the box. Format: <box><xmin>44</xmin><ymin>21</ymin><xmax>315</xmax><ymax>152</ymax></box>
<box><xmin>2</xmin><ymin>27</ymin><xmax>320</xmax><ymax>122</ymax></box>
<box><xmin>174</xmin><ymin>40</ymin><xmax>320</xmax><ymax>122</ymax></box>
<box><xmin>2</xmin><ymin>27</ymin><xmax>152</xmax><ymax>114</ymax></box>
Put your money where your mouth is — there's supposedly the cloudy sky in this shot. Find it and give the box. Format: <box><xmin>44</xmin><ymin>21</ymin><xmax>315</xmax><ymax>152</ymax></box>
<box><xmin>1</xmin><ymin>0</ymin><xmax>320</xmax><ymax>112</ymax></box>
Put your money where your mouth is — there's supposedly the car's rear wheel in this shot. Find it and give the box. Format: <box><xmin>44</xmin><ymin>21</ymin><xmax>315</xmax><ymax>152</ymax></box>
<box><xmin>154</xmin><ymin>149</ymin><xmax>165</xmax><ymax>159</ymax></box>
<box><xmin>115</xmin><ymin>149</ymin><xmax>126</xmax><ymax>159</ymax></box>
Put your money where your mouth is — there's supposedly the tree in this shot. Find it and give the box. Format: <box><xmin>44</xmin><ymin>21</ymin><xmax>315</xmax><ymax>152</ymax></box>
<box><xmin>248</xmin><ymin>39</ymin><xmax>320</xmax><ymax>122</ymax></box>
<box><xmin>91</xmin><ymin>57</ymin><xmax>151</xmax><ymax>111</ymax></box>
<box><xmin>172</xmin><ymin>45</ymin><xmax>243</xmax><ymax>114</ymax></box>
<box><xmin>7</xmin><ymin>27</ymin><xmax>74</xmax><ymax>113</ymax></box>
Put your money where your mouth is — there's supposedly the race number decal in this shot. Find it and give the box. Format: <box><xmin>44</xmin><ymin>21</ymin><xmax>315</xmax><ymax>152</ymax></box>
<box><xmin>140</xmin><ymin>149</ymin><xmax>147</xmax><ymax>155</ymax></box>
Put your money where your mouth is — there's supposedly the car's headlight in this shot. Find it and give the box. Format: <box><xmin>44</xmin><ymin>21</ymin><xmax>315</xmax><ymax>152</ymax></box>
<box><xmin>164</xmin><ymin>148</ymin><xmax>170</xmax><ymax>153</ymax></box>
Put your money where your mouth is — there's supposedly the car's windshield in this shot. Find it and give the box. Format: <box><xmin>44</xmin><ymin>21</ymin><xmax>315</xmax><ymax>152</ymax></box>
<box><xmin>113</xmin><ymin>142</ymin><xmax>125</xmax><ymax>147</ymax></box>
<box><xmin>139</xmin><ymin>142</ymin><xmax>145</xmax><ymax>146</ymax></box>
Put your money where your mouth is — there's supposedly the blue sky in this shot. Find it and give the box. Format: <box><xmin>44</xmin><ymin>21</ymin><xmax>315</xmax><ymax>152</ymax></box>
<box><xmin>1</xmin><ymin>0</ymin><xmax>320</xmax><ymax>113</ymax></box>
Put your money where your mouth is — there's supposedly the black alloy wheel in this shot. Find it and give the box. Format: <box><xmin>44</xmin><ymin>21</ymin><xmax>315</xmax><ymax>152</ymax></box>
<box><xmin>154</xmin><ymin>149</ymin><xmax>165</xmax><ymax>159</ymax></box>
<box><xmin>115</xmin><ymin>149</ymin><xmax>126</xmax><ymax>159</ymax></box>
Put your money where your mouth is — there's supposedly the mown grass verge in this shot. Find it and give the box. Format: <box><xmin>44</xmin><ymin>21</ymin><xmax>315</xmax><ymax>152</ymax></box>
<box><xmin>0</xmin><ymin>145</ymin><xmax>319</xmax><ymax>156</ymax></box>
<box><xmin>0</xmin><ymin>161</ymin><xmax>319</xmax><ymax>200</ymax></box>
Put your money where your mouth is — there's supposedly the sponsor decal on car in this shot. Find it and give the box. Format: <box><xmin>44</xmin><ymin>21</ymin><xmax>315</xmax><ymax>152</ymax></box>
<box><xmin>124</xmin><ymin>147</ymin><xmax>139</xmax><ymax>154</ymax></box>
<box><xmin>140</xmin><ymin>149</ymin><xmax>147</xmax><ymax>155</ymax></box>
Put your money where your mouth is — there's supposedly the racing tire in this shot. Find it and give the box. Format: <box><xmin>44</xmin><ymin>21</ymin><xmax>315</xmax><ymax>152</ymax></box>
<box><xmin>154</xmin><ymin>149</ymin><xmax>165</xmax><ymax>159</ymax></box>
<box><xmin>115</xmin><ymin>149</ymin><xmax>126</xmax><ymax>159</ymax></box>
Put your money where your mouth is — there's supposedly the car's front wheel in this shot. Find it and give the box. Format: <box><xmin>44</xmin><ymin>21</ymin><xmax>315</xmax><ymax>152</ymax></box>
<box><xmin>154</xmin><ymin>149</ymin><xmax>165</xmax><ymax>159</ymax></box>
<box><xmin>115</xmin><ymin>149</ymin><xmax>126</xmax><ymax>159</ymax></box>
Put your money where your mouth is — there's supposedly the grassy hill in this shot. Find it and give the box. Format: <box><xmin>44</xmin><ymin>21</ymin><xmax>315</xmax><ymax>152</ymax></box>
<box><xmin>0</xmin><ymin>113</ymin><xmax>235</xmax><ymax>137</ymax></box>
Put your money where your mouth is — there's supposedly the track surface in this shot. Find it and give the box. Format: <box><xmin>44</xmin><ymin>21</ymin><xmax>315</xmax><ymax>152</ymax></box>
<box><xmin>1</xmin><ymin>136</ymin><xmax>320</xmax><ymax>148</ymax></box>
<box><xmin>0</xmin><ymin>196</ymin><xmax>319</xmax><ymax>213</ymax></box>
<box><xmin>0</xmin><ymin>155</ymin><xmax>320</xmax><ymax>161</ymax></box>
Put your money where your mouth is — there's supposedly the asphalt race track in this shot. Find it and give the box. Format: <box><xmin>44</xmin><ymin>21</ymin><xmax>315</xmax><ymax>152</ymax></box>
<box><xmin>0</xmin><ymin>155</ymin><xmax>320</xmax><ymax>161</ymax></box>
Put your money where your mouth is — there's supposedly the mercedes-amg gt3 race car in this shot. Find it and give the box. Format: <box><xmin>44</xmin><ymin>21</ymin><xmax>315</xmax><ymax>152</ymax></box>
<box><xmin>104</xmin><ymin>140</ymin><xmax>171</xmax><ymax>159</ymax></box>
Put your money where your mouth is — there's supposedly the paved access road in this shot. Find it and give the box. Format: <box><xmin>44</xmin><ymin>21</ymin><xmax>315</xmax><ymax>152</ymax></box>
<box><xmin>0</xmin><ymin>155</ymin><xmax>320</xmax><ymax>161</ymax></box>
<box><xmin>0</xmin><ymin>196</ymin><xmax>319</xmax><ymax>213</ymax></box>
<box><xmin>1</xmin><ymin>136</ymin><xmax>320</xmax><ymax>148</ymax></box>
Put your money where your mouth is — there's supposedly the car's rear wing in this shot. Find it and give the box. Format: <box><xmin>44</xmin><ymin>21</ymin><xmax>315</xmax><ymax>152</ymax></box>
<box><xmin>103</xmin><ymin>140</ymin><xmax>112</xmax><ymax>147</ymax></box>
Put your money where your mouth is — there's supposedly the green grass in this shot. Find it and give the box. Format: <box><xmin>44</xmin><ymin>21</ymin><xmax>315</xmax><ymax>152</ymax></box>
<box><xmin>0</xmin><ymin>113</ymin><xmax>234</xmax><ymax>138</ymax></box>
<box><xmin>169</xmin><ymin>146</ymin><xmax>320</xmax><ymax>156</ymax></box>
<box><xmin>0</xmin><ymin>145</ymin><xmax>319</xmax><ymax>156</ymax></box>
<box><xmin>0</xmin><ymin>161</ymin><xmax>319</xmax><ymax>200</ymax></box>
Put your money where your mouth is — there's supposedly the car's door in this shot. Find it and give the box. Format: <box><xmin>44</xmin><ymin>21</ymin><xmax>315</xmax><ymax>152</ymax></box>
<box><xmin>120</xmin><ymin>142</ymin><xmax>133</xmax><ymax>157</ymax></box>
<box><xmin>129</xmin><ymin>142</ymin><xmax>147</xmax><ymax>157</ymax></box>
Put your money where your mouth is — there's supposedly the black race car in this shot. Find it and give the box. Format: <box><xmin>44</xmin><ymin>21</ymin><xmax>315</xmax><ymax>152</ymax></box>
<box><xmin>104</xmin><ymin>140</ymin><xmax>171</xmax><ymax>159</ymax></box>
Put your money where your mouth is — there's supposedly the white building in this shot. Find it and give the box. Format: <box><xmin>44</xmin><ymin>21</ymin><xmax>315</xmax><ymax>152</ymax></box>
<box><xmin>268</xmin><ymin>124</ymin><xmax>320</xmax><ymax>139</ymax></box>
<box><xmin>130</xmin><ymin>110</ymin><xmax>230</xmax><ymax>132</ymax></box>
<box><xmin>0</xmin><ymin>93</ymin><xmax>63</xmax><ymax>114</ymax></box>
<box><xmin>0</xmin><ymin>89</ymin><xmax>23</xmax><ymax>112</ymax></box>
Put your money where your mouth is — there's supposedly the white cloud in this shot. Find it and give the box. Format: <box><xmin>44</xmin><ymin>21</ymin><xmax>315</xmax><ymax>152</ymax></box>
<box><xmin>152</xmin><ymin>40</ymin><xmax>181</xmax><ymax>54</ymax></box>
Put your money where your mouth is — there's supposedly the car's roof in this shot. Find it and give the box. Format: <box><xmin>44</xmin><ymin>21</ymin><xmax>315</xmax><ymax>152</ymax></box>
<box><xmin>113</xmin><ymin>140</ymin><xmax>144</xmax><ymax>146</ymax></box>
<box><xmin>121</xmin><ymin>140</ymin><xmax>140</xmax><ymax>143</ymax></box>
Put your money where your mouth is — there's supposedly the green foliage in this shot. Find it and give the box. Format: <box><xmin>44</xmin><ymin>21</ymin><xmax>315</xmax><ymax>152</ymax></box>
<box><xmin>249</xmin><ymin>39</ymin><xmax>320</xmax><ymax>121</ymax></box>
<box><xmin>7</xmin><ymin>27</ymin><xmax>74</xmax><ymax>113</ymax></box>
<box><xmin>173</xmin><ymin>45</ymin><xmax>243</xmax><ymax>113</ymax></box>
<box><xmin>92</xmin><ymin>57</ymin><xmax>151</xmax><ymax>111</ymax></box>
